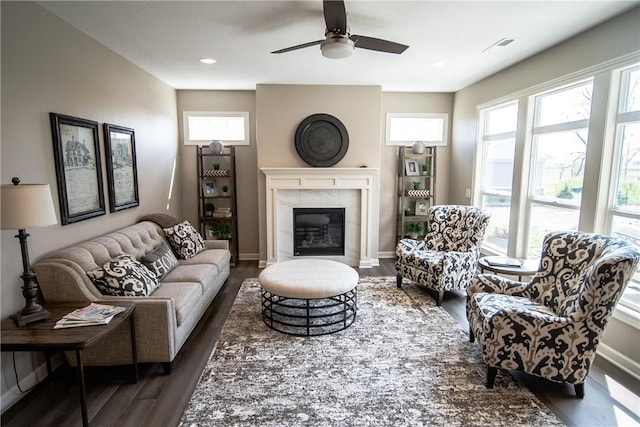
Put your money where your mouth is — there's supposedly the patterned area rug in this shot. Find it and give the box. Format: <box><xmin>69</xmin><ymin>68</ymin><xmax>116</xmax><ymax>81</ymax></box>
<box><xmin>180</xmin><ymin>277</ymin><xmax>564</xmax><ymax>427</ymax></box>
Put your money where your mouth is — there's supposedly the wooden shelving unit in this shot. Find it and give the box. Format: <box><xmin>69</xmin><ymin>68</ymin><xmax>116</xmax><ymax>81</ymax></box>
<box><xmin>197</xmin><ymin>145</ymin><xmax>239</xmax><ymax>266</ymax></box>
<box><xmin>396</xmin><ymin>145</ymin><xmax>436</xmax><ymax>242</ymax></box>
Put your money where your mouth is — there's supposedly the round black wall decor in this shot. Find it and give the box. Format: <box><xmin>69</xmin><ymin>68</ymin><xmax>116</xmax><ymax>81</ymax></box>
<box><xmin>295</xmin><ymin>113</ymin><xmax>349</xmax><ymax>167</ymax></box>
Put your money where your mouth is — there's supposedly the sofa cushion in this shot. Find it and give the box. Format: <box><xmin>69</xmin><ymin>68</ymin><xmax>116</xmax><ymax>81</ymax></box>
<box><xmin>141</xmin><ymin>242</ymin><xmax>179</xmax><ymax>280</ymax></box>
<box><xmin>87</xmin><ymin>254</ymin><xmax>159</xmax><ymax>297</ymax></box>
<box><xmin>163</xmin><ymin>221</ymin><xmax>206</xmax><ymax>259</ymax></box>
<box><xmin>150</xmin><ymin>282</ymin><xmax>202</xmax><ymax>326</ymax></box>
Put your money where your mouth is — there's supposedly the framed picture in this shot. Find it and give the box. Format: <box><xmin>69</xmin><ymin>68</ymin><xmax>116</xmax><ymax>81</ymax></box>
<box><xmin>415</xmin><ymin>199</ymin><xmax>429</xmax><ymax>216</ymax></box>
<box><xmin>202</xmin><ymin>180</ymin><xmax>216</xmax><ymax>196</ymax></box>
<box><xmin>104</xmin><ymin>124</ymin><xmax>139</xmax><ymax>212</ymax></box>
<box><xmin>405</xmin><ymin>159</ymin><xmax>419</xmax><ymax>176</ymax></box>
<box><xmin>50</xmin><ymin>113</ymin><xmax>105</xmax><ymax>225</ymax></box>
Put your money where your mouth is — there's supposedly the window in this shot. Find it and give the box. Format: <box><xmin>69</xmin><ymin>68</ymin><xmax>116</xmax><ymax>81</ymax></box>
<box><xmin>474</xmin><ymin>61</ymin><xmax>640</xmax><ymax>322</ymax></box>
<box><xmin>183</xmin><ymin>111</ymin><xmax>250</xmax><ymax>145</ymax></box>
<box><xmin>525</xmin><ymin>80</ymin><xmax>593</xmax><ymax>258</ymax></box>
<box><xmin>608</xmin><ymin>65</ymin><xmax>640</xmax><ymax>312</ymax></box>
<box><xmin>386</xmin><ymin>113</ymin><xmax>448</xmax><ymax>146</ymax></box>
<box><xmin>476</xmin><ymin>102</ymin><xmax>518</xmax><ymax>254</ymax></box>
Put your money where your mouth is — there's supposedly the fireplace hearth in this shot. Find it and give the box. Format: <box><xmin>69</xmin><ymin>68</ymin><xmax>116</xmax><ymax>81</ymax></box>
<box><xmin>293</xmin><ymin>208</ymin><xmax>345</xmax><ymax>256</ymax></box>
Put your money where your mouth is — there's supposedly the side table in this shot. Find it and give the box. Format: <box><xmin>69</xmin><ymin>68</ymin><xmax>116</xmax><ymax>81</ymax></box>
<box><xmin>1</xmin><ymin>301</ymin><xmax>137</xmax><ymax>427</ymax></box>
<box><xmin>478</xmin><ymin>257</ymin><xmax>539</xmax><ymax>281</ymax></box>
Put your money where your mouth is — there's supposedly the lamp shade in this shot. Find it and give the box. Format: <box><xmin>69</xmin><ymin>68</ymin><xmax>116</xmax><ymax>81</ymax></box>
<box><xmin>1</xmin><ymin>183</ymin><xmax>58</xmax><ymax>229</ymax></box>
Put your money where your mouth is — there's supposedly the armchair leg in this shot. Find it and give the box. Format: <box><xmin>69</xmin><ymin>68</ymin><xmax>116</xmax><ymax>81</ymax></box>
<box><xmin>436</xmin><ymin>291</ymin><xmax>444</xmax><ymax>306</ymax></box>
<box><xmin>486</xmin><ymin>366</ymin><xmax>497</xmax><ymax>389</ymax></box>
<box><xmin>396</xmin><ymin>274</ymin><xmax>402</xmax><ymax>288</ymax></box>
<box><xmin>469</xmin><ymin>329</ymin><xmax>475</xmax><ymax>343</ymax></box>
<box><xmin>574</xmin><ymin>383</ymin><xmax>585</xmax><ymax>398</ymax></box>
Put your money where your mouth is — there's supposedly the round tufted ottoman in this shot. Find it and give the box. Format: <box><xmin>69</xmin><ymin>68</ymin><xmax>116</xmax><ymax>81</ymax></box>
<box><xmin>258</xmin><ymin>259</ymin><xmax>359</xmax><ymax>336</ymax></box>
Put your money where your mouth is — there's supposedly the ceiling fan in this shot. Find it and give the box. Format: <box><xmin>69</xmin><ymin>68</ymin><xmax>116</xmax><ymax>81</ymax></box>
<box><xmin>271</xmin><ymin>0</ymin><xmax>409</xmax><ymax>59</ymax></box>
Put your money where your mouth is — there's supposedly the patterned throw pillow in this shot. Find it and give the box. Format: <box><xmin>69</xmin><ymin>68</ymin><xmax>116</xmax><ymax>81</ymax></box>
<box><xmin>141</xmin><ymin>242</ymin><xmax>179</xmax><ymax>280</ymax></box>
<box><xmin>87</xmin><ymin>254</ymin><xmax>159</xmax><ymax>297</ymax></box>
<box><xmin>163</xmin><ymin>220</ymin><xmax>206</xmax><ymax>259</ymax></box>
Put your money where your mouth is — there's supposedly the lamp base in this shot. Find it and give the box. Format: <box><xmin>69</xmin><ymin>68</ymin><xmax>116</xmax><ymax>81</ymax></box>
<box><xmin>11</xmin><ymin>307</ymin><xmax>51</xmax><ymax>327</ymax></box>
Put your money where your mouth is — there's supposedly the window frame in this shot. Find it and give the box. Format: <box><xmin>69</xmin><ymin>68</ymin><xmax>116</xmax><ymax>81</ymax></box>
<box><xmin>472</xmin><ymin>57</ymin><xmax>640</xmax><ymax>323</ymax></box>
<box><xmin>475</xmin><ymin>101</ymin><xmax>519</xmax><ymax>255</ymax></box>
<box><xmin>385</xmin><ymin>113</ymin><xmax>448</xmax><ymax>146</ymax></box>
<box><xmin>182</xmin><ymin>111</ymin><xmax>250</xmax><ymax>145</ymax></box>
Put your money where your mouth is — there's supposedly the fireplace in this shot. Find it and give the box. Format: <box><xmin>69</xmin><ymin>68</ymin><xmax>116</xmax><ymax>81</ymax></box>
<box><xmin>293</xmin><ymin>208</ymin><xmax>345</xmax><ymax>256</ymax></box>
<box><xmin>261</xmin><ymin>167</ymin><xmax>380</xmax><ymax>268</ymax></box>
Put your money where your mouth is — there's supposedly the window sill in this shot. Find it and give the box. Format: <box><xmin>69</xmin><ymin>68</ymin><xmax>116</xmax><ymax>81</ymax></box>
<box><xmin>612</xmin><ymin>304</ymin><xmax>640</xmax><ymax>330</ymax></box>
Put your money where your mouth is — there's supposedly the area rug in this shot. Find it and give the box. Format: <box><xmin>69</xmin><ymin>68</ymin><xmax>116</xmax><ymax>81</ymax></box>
<box><xmin>180</xmin><ymin>277</ymin><xmax>564</xmax><ymax>427</ymax></box>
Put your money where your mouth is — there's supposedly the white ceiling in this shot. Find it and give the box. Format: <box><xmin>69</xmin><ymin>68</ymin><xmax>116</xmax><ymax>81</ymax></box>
<box><xmin>39</xmin><ymin>1</ymin><xmax>639</xmax><ymax>92</ymax></box>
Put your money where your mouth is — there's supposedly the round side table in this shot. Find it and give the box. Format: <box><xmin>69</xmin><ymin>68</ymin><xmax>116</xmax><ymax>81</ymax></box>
<box><xmin>478</xmin><ymin>257</ymin><xmax>538</xmax><ymax>281</ymax></box>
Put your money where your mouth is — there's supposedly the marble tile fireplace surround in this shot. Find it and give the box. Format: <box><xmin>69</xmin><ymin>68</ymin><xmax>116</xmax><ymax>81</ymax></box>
<box><xmin>261</xmin><ymin>168</ymin><xmax>380</xmax><ymax>268</ymax></box>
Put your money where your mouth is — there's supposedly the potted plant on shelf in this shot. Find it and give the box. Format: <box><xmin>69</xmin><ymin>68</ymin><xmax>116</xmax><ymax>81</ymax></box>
<box><xmin>212</xmin><ymin>162</ymin><xmax>220</xmax><ymax>171</ymax></box>
<box><xmin>421</xmin><ymin>164</ymin><xmax>428</xmax><ymax>175</ymax></box>
<box><xmin>204</xmin><ymin>202</ymin><xmax>215</xmax><ymax>217</ymax></box>
<box><xmin>222</xmin><ymin>185</ymin><xmax>229</xmax><ymax>196</ymax></box>
<box><xmin>405</xmin><ymin>223</ymin><xmax>423</xmax><ymax>239</ymax></box>
<box><xmin>214</xmin><ymin>223</ymin><xmax>232</xmax><ymax>240</ymax></box>
<box><xmin>412</xmin><ymin>181</ymin><xmax>421</xmax><ymax>190</ymax></box>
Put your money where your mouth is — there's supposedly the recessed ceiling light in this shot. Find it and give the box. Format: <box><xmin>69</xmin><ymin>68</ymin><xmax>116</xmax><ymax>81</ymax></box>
<box><xmin>199</xmin><ymin>58</ymin><xmax>216</xmax><ymax>64</ymax></box>
<box><xmin>432</xmin><ymin>61</ymin><xmax>446</xmax><ymax>67</ymax></box>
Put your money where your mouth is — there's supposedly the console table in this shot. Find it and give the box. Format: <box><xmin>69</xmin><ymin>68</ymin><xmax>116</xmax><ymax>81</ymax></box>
<box><xmin>1</xmin><ymin>302</ymin><xmax>137</xmax><ymax>427</ymax></box>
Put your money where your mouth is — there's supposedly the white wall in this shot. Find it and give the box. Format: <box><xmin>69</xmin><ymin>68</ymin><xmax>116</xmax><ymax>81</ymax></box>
<box><xmin>1</xmin><ymin>2</ymin><xmax>179</xmax><ymax>411</ymax></box>
<box><xmin>450</xmin><ymin>7</ymin><xmax>640</xmax><ymax>374</ymax></box>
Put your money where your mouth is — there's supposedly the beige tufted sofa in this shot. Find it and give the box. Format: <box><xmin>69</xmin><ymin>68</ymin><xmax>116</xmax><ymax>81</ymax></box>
<box><xmin>32</xmin><ymin>220</ymin><xmax>230</xmax><ymax>373</ymax></box>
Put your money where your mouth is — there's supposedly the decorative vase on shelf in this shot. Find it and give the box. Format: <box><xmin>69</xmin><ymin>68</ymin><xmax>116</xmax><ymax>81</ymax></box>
<box><xmin>412</xmin><ymin>141</ymin><xmax>426</xmax><ymax>154</ymax></box>
<box><xmin>208</xmin><ymin>140</ymin><xmax>224</xmax><ymax>154</ymax></box>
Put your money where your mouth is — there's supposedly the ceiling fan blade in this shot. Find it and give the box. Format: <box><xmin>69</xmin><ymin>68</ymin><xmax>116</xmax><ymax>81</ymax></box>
<box><xmin>271</xmin><ymin>40</ymin><xmax>324</xmax><ymax>54</ymax></box>
<box><xmin>351</xmin><ymin>35</ymin><xmax>409</xmax><ymax>54</ymax></box>
<box><xmin>323</xmin><ymin>0</ymin><xmax>347</xmax><ymax>34</ymax></box>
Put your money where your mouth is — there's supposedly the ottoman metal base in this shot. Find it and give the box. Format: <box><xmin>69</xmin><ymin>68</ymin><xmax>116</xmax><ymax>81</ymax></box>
<box><xmin>261</xmin><ymin>288</ymin><xmax>357</xmax><ymax>336</ymax></box>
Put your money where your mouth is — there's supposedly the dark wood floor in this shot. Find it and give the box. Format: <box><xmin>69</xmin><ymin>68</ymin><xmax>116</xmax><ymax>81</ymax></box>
<box><xmin>2</xmin><ymin>259</ymin><xmax>638</xmax><ymax>427</ymax></box>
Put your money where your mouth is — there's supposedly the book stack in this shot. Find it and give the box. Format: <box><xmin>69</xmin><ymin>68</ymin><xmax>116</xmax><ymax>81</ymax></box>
<box><xmin>213</xmin><ymin>207</ymin><xmax>232</xmax><ymax>218</ymax></box>
<box><xmin>54</xmin><ymin>303</ymin><xmax>126</xmax><ymax>329</ymax></box>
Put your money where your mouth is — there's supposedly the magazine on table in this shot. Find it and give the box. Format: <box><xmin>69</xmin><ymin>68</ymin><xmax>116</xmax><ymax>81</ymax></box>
<box><xmin>484</xmin><ymin>256</ymin><xmax>522</xmax><ymax>268</ymax></box>
<box><xmin>54</xmin><ymin>303</ymin><xmax>126</xmax><ymax>329</ymax></box>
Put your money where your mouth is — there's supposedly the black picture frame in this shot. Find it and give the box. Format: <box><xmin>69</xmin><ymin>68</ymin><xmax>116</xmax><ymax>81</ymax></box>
<box><xmin>50</xmin><ymin>113</ymin><xmax>105</xmax><ymax>225</ymax></box>
<box><xmin>103</xmin><ymin>123</ymin><xmax>139</xmax><ymax>212</ymax></box>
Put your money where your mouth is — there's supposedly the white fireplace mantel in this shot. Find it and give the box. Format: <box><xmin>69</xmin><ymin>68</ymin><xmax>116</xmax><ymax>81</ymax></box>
<box><xmin>261</xmin><ymin>168</ymin><xmax>380</xmax><ymax>268</ymax></box>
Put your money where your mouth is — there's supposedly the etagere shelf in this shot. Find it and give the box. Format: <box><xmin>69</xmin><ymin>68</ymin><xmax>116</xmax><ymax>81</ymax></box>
<box><xmin>396</xmin><ymin>145</ymin><xmax>436</xmax><ymax>243</ymax></box>
<box><xmin>197</xmin><ymin>145</ymin><xmax>239</xmax><ymax>266</ymax></box>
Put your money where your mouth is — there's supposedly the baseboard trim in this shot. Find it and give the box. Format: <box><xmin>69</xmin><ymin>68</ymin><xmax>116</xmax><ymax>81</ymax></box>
<box><xmin>1</xmin><ymin>353</ymin><xmax>64</xmax><ymax>413</ymax></box>
<box><xmin>238</xmin><ymin>253</ymin><xmax>260</xmax><ymax>261</ymax></box>
<box><xmin>597</xmin><ymin>342</ymin><xmax>640</xmax><ymax>382</ymax></box>
<box><xmin>378</xmin><ymin>251</ymin><xmax>395</xmax><ymax>259</ymax></box>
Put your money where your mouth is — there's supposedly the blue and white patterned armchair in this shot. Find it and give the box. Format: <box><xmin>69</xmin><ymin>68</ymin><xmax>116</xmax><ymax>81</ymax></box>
<box><xmin>467</xmin><ymin>231</ymin><xmax>640</xmax><ymax>397</ymax></box>
<box><xmin>395</xmin><ymin>205</ymin><xmax>491</xmax><ymax>305</ymax></box>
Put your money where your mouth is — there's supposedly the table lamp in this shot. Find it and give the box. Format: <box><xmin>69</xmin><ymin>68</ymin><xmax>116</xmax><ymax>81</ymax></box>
<box><xmin>1</xmin><ymin>177</ymin><xmax>58</xmax><ymax>326</ymax></box>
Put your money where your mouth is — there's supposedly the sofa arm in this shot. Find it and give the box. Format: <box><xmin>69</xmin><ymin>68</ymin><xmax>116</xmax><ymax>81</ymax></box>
<box><xmin>76</xmin><ymin>296</ymin><xmax>177</xmax><ymax>363</ymax></box>
<box><xmin>205</xmin><ymin>239</ymin><xmax>229</xmax><ymax>250</ymax></box>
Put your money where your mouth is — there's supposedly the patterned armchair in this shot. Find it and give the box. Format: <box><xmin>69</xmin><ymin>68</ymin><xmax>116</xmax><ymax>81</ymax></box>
<box><xmin>395</xmin><ymin>205</ymin><xmax>491</xmax><ymax>305</ymax></box>
<box><xmin>467</xmin><ymin>231</ymin><xmax>640</xmax><ymax>398</ymax></box>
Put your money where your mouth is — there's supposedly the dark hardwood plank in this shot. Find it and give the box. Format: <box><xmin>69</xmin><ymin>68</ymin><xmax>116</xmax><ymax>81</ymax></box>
<box><xmin>2</xmin><ymin>259</ymin><xmax>638</xmax><ymax>427</ymax></box>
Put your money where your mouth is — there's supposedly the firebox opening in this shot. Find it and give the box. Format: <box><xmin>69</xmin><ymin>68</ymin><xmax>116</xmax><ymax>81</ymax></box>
<box><xmin>293</xmin><ymin>208</ymin><xmax>345</xmax><ymax>256</ymax></box>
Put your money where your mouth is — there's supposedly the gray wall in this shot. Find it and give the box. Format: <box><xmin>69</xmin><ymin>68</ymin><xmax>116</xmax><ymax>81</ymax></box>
<box><xmin>177</xmin><ymin>90</ymin><xmax>260</xmax><ymax>260</ymax></box>
<box><xmin>450</xmin><ymin>7</ymin><xmax>640</xmax><ymax>374</ymax></box>
<box><xmin>1</xmin><ymin>2</ymin><xmax>179</xmax><ymax>410</ymax></box>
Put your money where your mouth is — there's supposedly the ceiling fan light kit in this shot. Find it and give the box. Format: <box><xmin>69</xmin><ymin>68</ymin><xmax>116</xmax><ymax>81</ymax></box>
<box><xmin>321</xmin><ymin>37</ymin><xmax>354</xmax><ymax>59</ymax></box>
<box><xmin>272</xmin><ymin>0</ymin><xmax>408</xmax><ymax>59</ymax></box>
